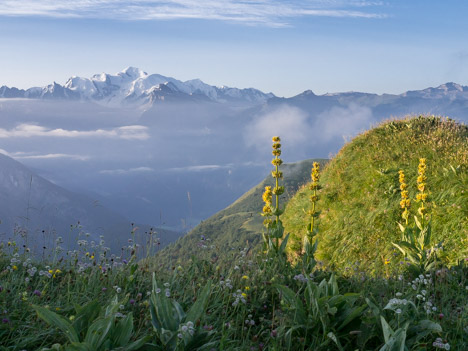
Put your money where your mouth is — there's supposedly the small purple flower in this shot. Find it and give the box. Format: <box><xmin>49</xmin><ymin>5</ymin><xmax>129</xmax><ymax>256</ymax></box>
<box><xmin>122</xmin><ymin>259</ymin><xmax>128</xmax><ymax>264</ymax></box>
<box><xmin>2</xmin><ymin>318</ymin><xmax>10</xmax><ymax>324</ymax></box>
<box><xmin>0</xmin><ymin>286</ymin><xmax>3</xmax><ymax>292</ymax></box>
<box><xmin>33</xmin><ymin>290</ymin><xmax>41</xmax><ymax>297</ymax></box>
<box><xmin>136</xmin><ymin>292</ymin><xmax>142</xmax><ymax>299</ymax></box>
<box><xmin>102</xmin><ymin>287</ymin><xmax>107</xmax><ymax>292</ymax></box>
<box><xmin>270</xmin><ymin>329</ymin><xmax>277</xmax><ymax>338</ymax></box>
<box><xmin>129</xmin><ymin>299</ymin><xmax>136</xmax><ymax>305</ymax></box>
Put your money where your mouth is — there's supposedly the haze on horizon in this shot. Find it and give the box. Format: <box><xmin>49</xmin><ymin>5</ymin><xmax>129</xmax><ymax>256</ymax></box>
<box><xmin>0</xmin><ymin>0</ymin><xmax>467</xmax><ymax>97</ymax></box>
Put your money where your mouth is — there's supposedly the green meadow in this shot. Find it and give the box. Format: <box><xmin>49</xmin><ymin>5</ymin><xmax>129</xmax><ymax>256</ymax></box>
<box><xmin>1</xmin><ymin>116</ymin><xmax>467</xmax><ymax>350</ymax></box>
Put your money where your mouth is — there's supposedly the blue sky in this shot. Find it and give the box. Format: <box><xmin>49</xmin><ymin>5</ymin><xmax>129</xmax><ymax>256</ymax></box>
<box><xmin>0</xmin><ymin>0</ymin><xmax>467</xmax><ymax>97</ymax></box>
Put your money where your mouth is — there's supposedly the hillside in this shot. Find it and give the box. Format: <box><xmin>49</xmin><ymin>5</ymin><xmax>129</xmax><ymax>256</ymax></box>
<box><xmin>282</xmin><ymin>116</ymin><xmax>467</xmax><ymax>273</ymax></box>
<box><xmin>152</xmin><ymin>158</ymin><xmax>327</xmax><ymax>266</ymax></box>
<box><xmin>0</xmin><ymin>153</ymin><xmax>182</xmax><ymax>255</ymax></box>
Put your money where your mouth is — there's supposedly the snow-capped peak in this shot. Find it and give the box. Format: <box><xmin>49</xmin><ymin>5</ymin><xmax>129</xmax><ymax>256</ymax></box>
<box><xmin>119</xmin><ymin>67</ymin><xmax>147</xmax><ymax>79</ymax></box>
<box><xmin>2</xmin><ymin>67</ymin><xmax>275</xmax><ymax>106</ymax></box>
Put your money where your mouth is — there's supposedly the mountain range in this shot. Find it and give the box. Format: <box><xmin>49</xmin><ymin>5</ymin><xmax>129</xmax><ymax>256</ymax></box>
<box><xmin>0</xmin><ymin>67</ymin><xmax>274</xmax><ymax>107</ymax></box>
<box><xmin>0</xmin><ymin>68</ymin><xmax>467</xmax><ymax>246</ymax></box>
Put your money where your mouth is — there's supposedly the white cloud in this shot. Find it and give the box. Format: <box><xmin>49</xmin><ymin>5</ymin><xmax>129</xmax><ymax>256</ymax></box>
<box><xmin>0</xmin><ymin>124</ymin><xmax>149</xmax><ymax>140</ymax></box>
<box><xmin>316</xmin><ymin>103</ymin><xmax>374</xmax><ymax>141</ymax></box>
<box><xmin>99</xmin><ymin>166</ymin><xmax>154</xmax><ymax>175</ymax></box>
<box><xmin>0</xmin><ymin>149</ymin><xmax>89</xmax><ymax>160</ymax></box>
<box><xmin>244</xmin><ymin>104</ymin><xmax>312</xmax><ymax>153</ymax></box>
<box><xmin>0</xmin><ymin>1</ymin><xmax>386</xmax><ymax>26</ymax></box>
<box><xmin>167</xmin><ymin>164</ymin><xmax>232</xmax><ymax>172</ymax></box>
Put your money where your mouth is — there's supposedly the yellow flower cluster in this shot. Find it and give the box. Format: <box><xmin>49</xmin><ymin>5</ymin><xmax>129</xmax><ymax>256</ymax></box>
<box><xmin>416</xmin><ymin>158</ymin><xmax>428</xmax><ymax>217</ymax></box>
<box><xmin>309</xmin><ymin>162</ymin><xmax>320</xmax><ymax>190</ymax></box>
<box><xmin>398</xmin><ymin>170</ymin><xmax>411</xmax><ymax>222</ymax></box>
<box><xmin>261</xmin><ymin>186</ymin><xmax>273</xmax><ymax>225</ymax></box>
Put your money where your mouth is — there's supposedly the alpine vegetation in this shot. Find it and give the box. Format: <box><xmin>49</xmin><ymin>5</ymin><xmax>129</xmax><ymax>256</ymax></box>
<box><xmin>0</xmin><ymin>115</ymin><xmax>467</xmax><ymax>350</ymax></box>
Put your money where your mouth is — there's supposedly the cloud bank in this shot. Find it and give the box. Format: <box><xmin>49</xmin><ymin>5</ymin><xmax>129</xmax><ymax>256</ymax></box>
<box><xmin>99</xmin><ymin>167</ymin><xmax>155</xmax><ymax>175</ymax></box>
<box><xmin>0</xmin><ymin>149</ymin><xmax>89</xmax><ymax>161</ymax></box>
<box><xmin>244</xmin><ymin>104</ymin><xmax>312</xmax><ymax>153</ymax></box>
<box><xmin>0</xmin><ymin>124</ymin><xmax>150</xmax><ymax>140</ymax></box>
<box><xmin>0</xmin><ymin>1</ymin><xmax>386</xmax><ymax>26</ymax></box>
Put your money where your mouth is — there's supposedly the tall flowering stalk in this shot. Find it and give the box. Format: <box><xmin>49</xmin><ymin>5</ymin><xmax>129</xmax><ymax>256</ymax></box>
<box><xmin>271</xmin><ymin>136</ymin><xmax>285</xmax><ymax>227</ymax></box>
<box><xmin>398</xmin><ymin>170</ymin><xmax>411</xmax><ymax>226</ymax></box>
<box><xmin>303</xmin><ymin>162</ymin><xmax>320</xmax><ymax>269</ymax></box>
<box><xmin>262</xmin><ymin>136</ymin><xmax>288</xmax><ymax>255</ymax></box>
<box><xmin>393</xmin><ymin>159</ymin><xmax>440</xmax><ymax>275</ymax></box>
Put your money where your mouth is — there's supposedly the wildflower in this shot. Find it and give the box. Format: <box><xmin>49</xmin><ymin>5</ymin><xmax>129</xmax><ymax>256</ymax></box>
<box><xmin>33</xmin><ymin>290</ymin><xmax>41</xmax><ymax>297</ymax></box>
<box><xmin>241</xmin><ymin>292</ymin><xmax>247</xmax><ymax>299</ymax></box>
<box><xmin>129</xmin><ymin>299</ymin><xmax>136</xmax><ymax>305</ymax></box>
<box><xmin>384</xmin><ymin>258</ymin><xmax>390</xmax><ymax>265</ymax></box>
<box><xmin>416</xmin><ymin>158</ymin><xmax>429</xmax><ymax>220</ymax></box>
<box><xmin>12</xmin><ymin>265</ymin><xmax>17</xmax><ymax>271</ymax></box>
<box><xmin>398</xmin><ymin>170</ymin><xmax>411</xmax><ymax>224</ymax></box>
<box><xmin>242</xmin><ymin>275</ymin><xmax>249</xmax><ymax>280</ymax></box>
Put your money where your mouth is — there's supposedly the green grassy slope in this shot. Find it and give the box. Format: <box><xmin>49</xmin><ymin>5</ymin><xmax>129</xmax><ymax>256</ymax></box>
<box><xmin>282</xmin><ymin>116</ymin><xmax>467</xmax><ymax>274</ymax></box>
<box><xmin>152</xmin><ymin>158</ymin><xmax>327</xmax><ymax>266</ymax></box>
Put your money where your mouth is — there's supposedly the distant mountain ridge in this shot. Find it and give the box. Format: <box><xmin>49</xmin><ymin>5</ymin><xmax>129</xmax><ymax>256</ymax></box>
<box><xmin>0</xmin><ymin>153</ymin><xmax>182</xmax><ymax>254</ymax></box>
<box><xmin>1</xmin><ymin>68</ymin><xmax>468</xmax><ymax>109</ymax></box>
<box><xmin>0</xmin><ymin>67</ymin><xmax>274</xmax><ymax>107</ymax></box>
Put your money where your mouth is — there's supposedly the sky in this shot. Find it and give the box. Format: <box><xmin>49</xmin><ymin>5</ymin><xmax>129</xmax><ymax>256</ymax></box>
<box><xmin>0</xmin><ymin>0</ymin><xmax>467</xmax><ymax>97</ymax></box>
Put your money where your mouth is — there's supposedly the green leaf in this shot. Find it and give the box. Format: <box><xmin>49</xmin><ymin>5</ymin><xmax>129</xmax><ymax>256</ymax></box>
<box><xmin>186</xmin><ymin>280</ymin><xmax>212</xmax><ymax>324</ymax></box>
<box><xmin>337</xmin><ymin>304</ymin><xmax>367</xmax><ymax>331</ymax></box>
<box><xmin>279</xmin><ymin>233</ymin><xmax>290</xmax><ymax>253</ymax></box>
<box><xmin>397</xmin><ymin>222</ymin><xmax>406</xmax><ymax>233</ymax></box>
<box><xmin>380</xmin><ymin>316</ymin><xmax>393</xmax><ymax>343</ymax></box>
<box><xmin>111</xmin><ymin>313</ymin><xmax>134</xmax><ymax>346</ymax></box>
<box><xmin>33</xmin><ymin>305</ymin><xmax>80</xmax><ymax>343</ymax></box>
<box><xmin>327</xmin><ymin>332</ymin><xmax>344</xmax><ymax>351</ymax></box>
<box><xmin>414</xmin><ymin>215</ymin><xmax>422</xmax><ymax>231</ymax></box>
<box><xmin>72</xmin><ymin>301</ymin><xmax>101</xmax><ymax>339</ymax></box>
<box><xmin>275</xmin><ymin>284</ymin><xmax>306</xmax><ymax>324</ymax></box>
<box><xmin>122</xmin><ymin>335</ymin><xmax>152</xmax><ymax>351</ymax></box>
<box><xmin>84</xmin><ymin>316</ymin><xmax>114</xmax><ymax>349</ymax></box>
<box><xmin>151</xmin><ymin>274</ymin><xmax>179</xmax><ymax>332</ymax></box>
<box><xmin>64</xmin><ymin>342</ymin><xmax>92</xmax><ymax>351</ymax></box>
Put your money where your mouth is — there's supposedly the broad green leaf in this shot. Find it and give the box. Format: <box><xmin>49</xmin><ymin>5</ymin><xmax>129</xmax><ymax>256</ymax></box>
<box><xmin>275</xmin><ymin>284</ymin><xmax>306</xmax><ymax>324</ymax></box>
<box><xmin>380</xmin><ymin>316</ymin><xmax>393</xmax><ymax>343</ymax></box>
<box><xmin>84</xmin><ymin>316</ymin><xmax>113</xmax><ymax>349</ymax></box>
<box><xmin>33</xmin><ymin>305</ymin><xmax>79</xmax><ymax>343</ymax></box>
<box><xmin>185</xmin><ymin>280</ymin><xmax>211</xmax><ymax>324</ymax></box>
<box><xmin>337</xmin><ymin>304</ymin><xmax>367</xmax><ymax>331</ymax></box>
<box><xmin>72</xmin><ymin>301</ymin><xmax>101</xmax><ymax>338</ymax></box>
<box><xmin>112</xmin><ymin>313</ymin><xmax>134</xmax><ymax>346</ymax></box>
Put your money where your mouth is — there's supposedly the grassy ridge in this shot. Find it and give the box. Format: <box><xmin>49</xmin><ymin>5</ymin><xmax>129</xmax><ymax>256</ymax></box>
<box><xmin>282</xmin><ymin>116</ymin><xmax>468</xmax><ymax>274</ymax></box>
<box><xmin>153</xmin><ymin>158</ymin><xmax>327</xmax><ymax>267</ymax></box>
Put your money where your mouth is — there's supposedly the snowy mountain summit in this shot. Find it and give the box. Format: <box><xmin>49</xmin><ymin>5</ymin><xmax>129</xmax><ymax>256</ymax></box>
<box><xmin>0</xmin><ymin>67</ymin><xmax>275</xmax><ymax>107</ymax></box>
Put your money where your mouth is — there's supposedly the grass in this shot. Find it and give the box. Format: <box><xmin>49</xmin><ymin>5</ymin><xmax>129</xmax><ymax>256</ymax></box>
<box><xmin>282</xmin><ymin>115</ymin><xmax>467</xmax><ymax>274</ymax></box>
<box><xmin>0</xmin><ymin>115</ymin><xmax>467</xmax><ymax>350</ymax></box>
<box><xmin>153</xmin><ymin>158</ymin><xmax>327</xmax><ymax>268</ymax></box>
